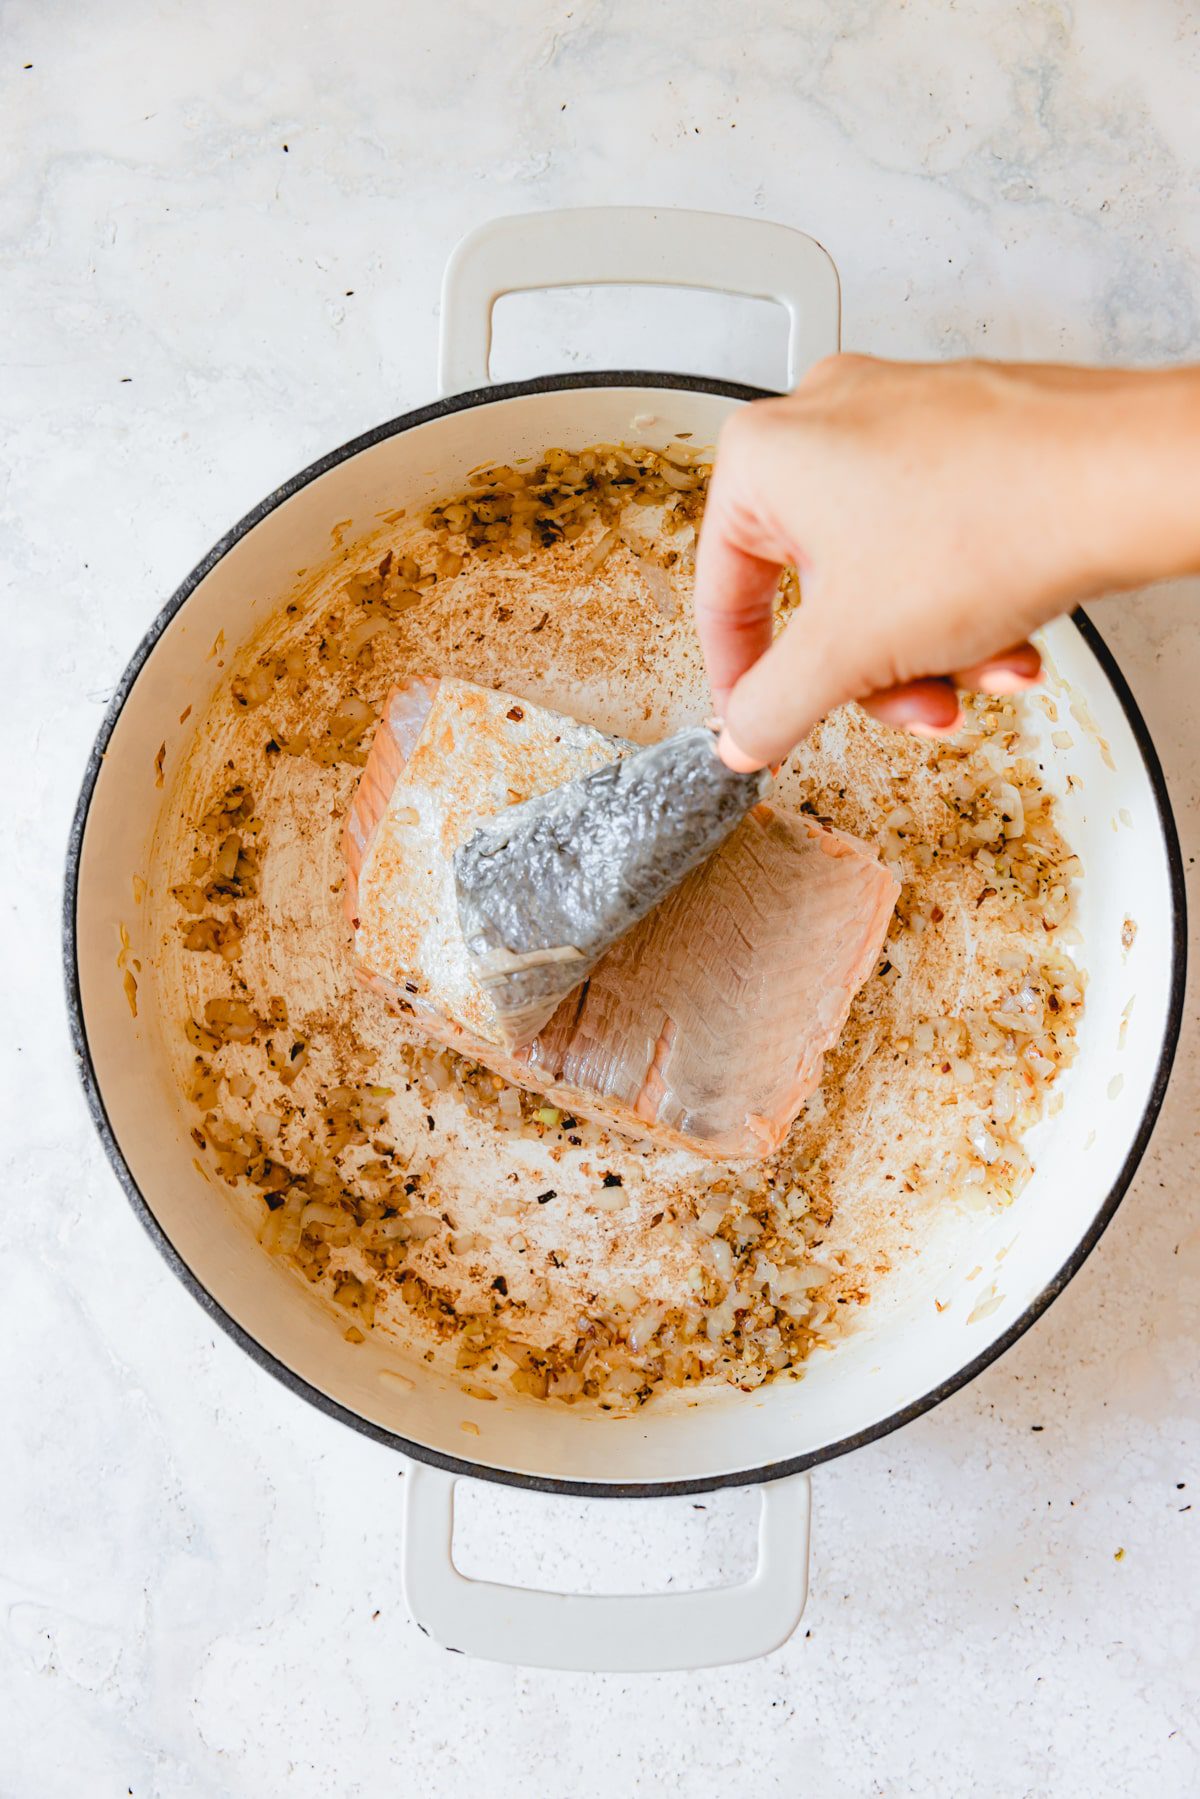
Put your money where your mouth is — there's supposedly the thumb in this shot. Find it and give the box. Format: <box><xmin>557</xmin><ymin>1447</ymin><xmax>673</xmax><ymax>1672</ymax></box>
<box><xmin>718</xmin><ymin>608</ymin><xmax>852</xmax><ymax>770</ymax></box>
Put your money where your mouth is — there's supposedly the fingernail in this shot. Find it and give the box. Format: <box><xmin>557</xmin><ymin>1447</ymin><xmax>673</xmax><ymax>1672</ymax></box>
<box><xmin>717</xmin><ymin>727</ymin><xmax>768</xmax><ymax>773</ymax></box>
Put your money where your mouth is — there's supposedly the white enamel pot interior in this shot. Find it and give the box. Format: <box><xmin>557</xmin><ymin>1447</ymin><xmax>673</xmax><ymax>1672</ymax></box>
<box><xmin>66</xmin><ymin>209</ymin><xmax>1186</xmax><ymax>1671</ymax></box>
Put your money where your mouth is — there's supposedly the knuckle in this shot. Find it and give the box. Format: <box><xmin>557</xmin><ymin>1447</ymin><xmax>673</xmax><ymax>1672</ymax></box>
<box><xmin>801</xmin><ymin>350</ymin><xmax>862</xmax><ymax>389</ymax></box>
<box><xmin>718</xmin><ymin>397</ymin><xmax>776</xmax><ymax>454</ymax></box>
<box><xmin>803</xmin><ymin>352</ymin><xmax>844</xmax><ymax>387</ymax></box>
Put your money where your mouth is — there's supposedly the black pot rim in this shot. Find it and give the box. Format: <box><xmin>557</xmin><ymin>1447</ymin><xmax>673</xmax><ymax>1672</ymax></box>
<box><xmin>64</xmin><ymin>369</ymin><xmax>1189</xmax><ymax>1500</ymax></box>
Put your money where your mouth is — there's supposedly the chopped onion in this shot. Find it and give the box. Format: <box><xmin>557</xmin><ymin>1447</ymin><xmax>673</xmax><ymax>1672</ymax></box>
<box><xmin>990</xmin><ymin>1075</ymin><xmax>1016</xmax><ymax>1126</ymax></box>
<box><xmin>344</xmin><ymin>616</ymin><xmax>399</xmax><ymax>658</ymax></box>
<box><xmin>626</xmin><ymin>1307</ymin><xmax>665</xmax><ymax>1352</ymax></box>
<box><xmin>329</xmin><ymin>696</ymin><xmax>375</xmax><ymax>745</ymax></box>
<box><xmin>709</xmin><ymin>1237</ymin><xmax>734</xmax><ymax>1282</ymax></box>
<box><xmin>203</xmin><ymin>998</ymin><xmax>259</xmax><ymax>1042</ymax></box>
<box><xmin>300</xmin><ymin>1202</ymin><xmax>343</xmax><ymax>1231</ymax></box>
<box><xmin>967</xmin><ymin>1119</ymin><xmax>1000</xmax><ymax>1163</ymax></box>
<box><xmin>580</xmin><ymin>527</ymin><xmax>620</xmax><ymax>577</ymax></box>
<box><xmin>496</xmin><ymin>1086</ymin><xmax>522</xmax><ymax>1122</ymax></box>
<box><xmin>592</xmin><ymin>1191</ymin><xmax>627</xmax><ymax>1213</ymax></box>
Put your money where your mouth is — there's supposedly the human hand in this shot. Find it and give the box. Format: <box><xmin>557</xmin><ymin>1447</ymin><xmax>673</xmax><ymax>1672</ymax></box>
<box><xmin>694</xmin><ymin>355</ymin><xmax>1200</xmax><ymax>770</ymax></box>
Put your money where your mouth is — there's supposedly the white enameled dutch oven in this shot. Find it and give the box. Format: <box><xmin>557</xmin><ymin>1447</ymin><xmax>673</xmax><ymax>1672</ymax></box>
<box><xmin>66</xmin><ymin>208</ymin><xmax>1186</xmax><ymax>1672</ymax></box>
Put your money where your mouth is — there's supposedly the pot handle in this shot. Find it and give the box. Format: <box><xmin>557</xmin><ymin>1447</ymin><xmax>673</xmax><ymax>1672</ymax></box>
<box><xmin>402</xmin><ymin>1460</ymin><xmax>811</xmax><ymax>1671</ymax></box>
<box><xmin>438</xmin><ymin>206</ymin><xmax>840</xmax><ymax>395</ymax></box>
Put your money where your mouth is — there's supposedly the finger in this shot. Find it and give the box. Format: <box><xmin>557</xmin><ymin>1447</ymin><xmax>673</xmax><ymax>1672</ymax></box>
<box><xmin>952</xmin><ymin>641</ymin><xmax>1042</xmax><ymax>694</ymax></box>
<box><xmin>717</xmin><ymin>728</ymin><xmax>772</xmax><ymax>773</ymax></box>
<box><xmin>717</xmin><ymin>607</ymin><xmax>851</xmax><ymax>771</ymax></box>
<box><xmin>694</xmin><ymin>544</ymin><xmax>782</xmax><ymax>715</ymax></box>
<box><xmin>861</xmin><ymin>679</ymin><xmax>965</xmax><ymax>736</ymax></box>
<box><xmin>693</xmin><ymin>406</ymin><xmax>798</xmax><ymax>707</ymax></box>
<box><xmin>693</xmin><ymin>485</ymin><xmax>784</xmax><ymax>711</ymax></box>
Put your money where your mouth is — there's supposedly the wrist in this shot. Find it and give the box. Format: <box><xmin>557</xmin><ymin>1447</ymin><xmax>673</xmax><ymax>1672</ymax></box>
<box><xmin>1025</xmin><ymin>365</ymin><xmax>1200</xmax><ymax>600</ymax></box>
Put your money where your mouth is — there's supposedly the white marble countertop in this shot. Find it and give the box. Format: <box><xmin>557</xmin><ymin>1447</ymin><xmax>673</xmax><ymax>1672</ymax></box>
<box><xmin>3</xmin><ymin>0</ymin><xmax>1199</xmax><ymax>1792</ymax></box>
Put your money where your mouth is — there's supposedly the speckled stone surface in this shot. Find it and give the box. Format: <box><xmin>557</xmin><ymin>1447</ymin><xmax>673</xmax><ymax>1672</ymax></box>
<box><xmin>3</xmin><ymin>1</ymin><xmax>1199</xmax><ymax>1792</ymax></box>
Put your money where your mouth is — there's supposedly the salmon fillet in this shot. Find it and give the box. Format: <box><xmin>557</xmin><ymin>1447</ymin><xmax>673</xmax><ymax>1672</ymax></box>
<box><xmin>454</xmin><ymin>726</ymin><xmax>769</xmax><ymax>1048</ymax></box>
<box><xmin>343</xmin><ymin>677</ymin><xmax>900</xmax><ymax>1162</ymax></box>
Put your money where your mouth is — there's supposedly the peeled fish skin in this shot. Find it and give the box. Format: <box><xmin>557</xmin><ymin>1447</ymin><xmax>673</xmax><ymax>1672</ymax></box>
<box><xmin>454</xmin><ymin>728</ymin><xmax>770</xmax><ymax>1047</ymax></box>
<box><xmin>342</xmin><ymin>677</ymin><xmax>900</xmax><ymax>1162</ymax></box>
